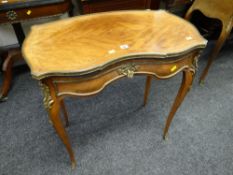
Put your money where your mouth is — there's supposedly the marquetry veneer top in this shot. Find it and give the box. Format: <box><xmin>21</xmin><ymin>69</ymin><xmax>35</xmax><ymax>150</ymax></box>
<box><xmin>23</xmin><ymin>10</ymin><xmax>207</xmax><ymax>79</ymax></box>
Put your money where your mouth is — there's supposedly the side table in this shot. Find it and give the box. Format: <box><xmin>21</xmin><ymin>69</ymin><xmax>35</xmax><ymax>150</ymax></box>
<box><xmin>0</xmin><ymin>0</ymin><xmax>73</xmax><ymax>101</ymax></box>
<box><xmin>23</xmin><ymin>10</ymin><xmax>207</xmax><ymax>168</ymax></box>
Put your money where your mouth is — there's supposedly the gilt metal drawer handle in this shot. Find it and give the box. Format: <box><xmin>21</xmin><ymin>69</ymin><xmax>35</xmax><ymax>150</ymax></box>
<box><xmin>6</xmin><ymin>10</ymin><xmax>17</xmax><ymax>20</ymax></box>
<box><xmin>118</xmin><ymin>64</ymin><xmax>138</xmax><ymax>78</ymax></box>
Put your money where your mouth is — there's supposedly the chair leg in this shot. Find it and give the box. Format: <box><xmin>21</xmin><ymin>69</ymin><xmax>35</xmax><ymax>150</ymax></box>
<box><xmin>199</xmin><ymin>23</ymin><xmax>232</xmax><ymax>83</ymax></box>
<box><xmin>143</xmin><ymin>75</ymin><xmax>152</xmax><ymax>106</ymax></box>
<box><xmin>184</xmin><ymin>6</ymin><xmax>194</xmax><ymax>21</ymax></box>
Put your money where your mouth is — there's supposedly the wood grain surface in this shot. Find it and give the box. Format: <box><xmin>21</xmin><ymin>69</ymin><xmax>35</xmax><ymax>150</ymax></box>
<box><xmin>23</xmin><ymin>10</ymin><xmax>207</xmax><ymax>79</ymax></box>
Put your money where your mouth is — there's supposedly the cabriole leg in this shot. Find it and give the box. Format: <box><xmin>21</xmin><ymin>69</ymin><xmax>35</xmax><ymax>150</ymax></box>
<box><xmin>163</xmin><ymin>69</ymin><xmax>194</xmax><ymax>139</ymax></box>
<box><xmin>40</xmin><ymin>81</ymin><xmax>76</xmax><ymax>169</ymax></box>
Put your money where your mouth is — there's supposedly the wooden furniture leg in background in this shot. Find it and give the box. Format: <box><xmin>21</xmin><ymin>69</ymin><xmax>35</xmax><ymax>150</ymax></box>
<box><xmin>68</xmin><ymin>1</ymin><xmax>75</xmax><ymax>17</ymax></box>
<box><xmin>0</xmin><ymin>23</ymin><xmax>25</xmax><ymax>102</ymax></box>
<box><xmin>12</xmin><ymin>23</ymin><xmax>25</xmax><ymax>46</ymax></box>
<box><xmin>163</xmin><ymin>69</ymin><xmax>194</xmax><ymax>139</ymax></box>
<box><xmin>143</xmin><ymin>75</ymin><xmax>153</xmax><ymax>106</ymax></box>
<box><xmin>60</xmin><ymin>99</ymin><xmax>70</xmax><ymax>127</ymax></box>
<box><xmin>0</xmin><ymin>49</ymin><xmax>21</xmax><ymax>101</ymax></box>
<box><xmin>199</xmin><ymin>21</ymin><xmax>232</xmax><ymax>83</ymax></box>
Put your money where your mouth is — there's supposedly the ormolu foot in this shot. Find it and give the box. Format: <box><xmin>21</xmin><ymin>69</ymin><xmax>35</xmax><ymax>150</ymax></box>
<box><xmin>0</xmin><ymin>94</ymin><xmax>8</xmax><ymax>102</ymax></box>
<box><xmin>163</xmin><ymin>133</ymin><xmax>169</xmax><ymax>141</ymax></box>
<box><xmin>199</xmin><ymin>80</ymin><xmax>205</xmax><ymax>86</ymax></box>
<box><xmin>71</xmin><ymin>161</ymin><xmax>77</xmax><ymax>170</ymax></box>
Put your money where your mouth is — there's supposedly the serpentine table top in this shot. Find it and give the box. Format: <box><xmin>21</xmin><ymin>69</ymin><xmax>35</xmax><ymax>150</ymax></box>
<box><xmin>22</xmin><ymin>10</ymin><xmax>207</xmax><ymax>168</ymax></box>
<box><xmin>23</xmin><ymin>10</ymin><xmax>207</xmax><ymax>79</ymax></box>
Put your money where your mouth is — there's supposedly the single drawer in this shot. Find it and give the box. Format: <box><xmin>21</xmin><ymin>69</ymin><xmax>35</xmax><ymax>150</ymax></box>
<box><xmin>51</xmin><ymin>52</ymin><xmax>197</xmax><ymax>97</ymax></box>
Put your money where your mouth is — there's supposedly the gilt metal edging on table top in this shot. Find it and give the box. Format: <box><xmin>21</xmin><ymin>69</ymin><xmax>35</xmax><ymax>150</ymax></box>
<box><xmin>39</xmin><ymin>82</ymin><xmax>54</xmax><ymax>110</ymax></box>
<box><xmin>51</xmin><ymin>53</ymin><xmax>196</xmax><ymax>84</ymax></box>
<box><xmin>27</xmin><ymin>47</ymin><xmax>206</xmax><ymax>80</ymax></box>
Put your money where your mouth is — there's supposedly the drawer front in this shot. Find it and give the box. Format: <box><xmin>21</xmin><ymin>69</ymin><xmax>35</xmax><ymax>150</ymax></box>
<box><xmin>82</xmin><ymin>0</ymin><xmax>151</xmax><ymax>14</ymax></box>
<box><xmin>52</xmin><ymin>53</ymin><xmax>196</xmax><ymax>97</ymax></box>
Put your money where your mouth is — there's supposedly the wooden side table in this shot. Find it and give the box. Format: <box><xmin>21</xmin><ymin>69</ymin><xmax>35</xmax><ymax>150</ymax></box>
<box><xmin>23</xmin><ymin>10</ymin><xmax>207</xmax><ymax>168</ymax></box>
<box><xmin>0</xmin><ymin>0</ymin><xmax>73</xmax><ymax>101</ymax></box>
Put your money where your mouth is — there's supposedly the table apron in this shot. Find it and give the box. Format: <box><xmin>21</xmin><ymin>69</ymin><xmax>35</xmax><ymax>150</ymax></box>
<box><xmin>49</xmin><ymin>53</ymin><xmax>198</xmax><ymax>98</ymax></box>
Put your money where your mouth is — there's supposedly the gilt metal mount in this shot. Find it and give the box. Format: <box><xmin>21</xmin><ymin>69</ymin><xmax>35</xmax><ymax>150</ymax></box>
<box><xmin>118</xmin><ymin>64</ymin><xmax>138</xmax><ymax>78</ymax></box>
<box><xmin>39</xmin><ymin>82</ymin><xmax>54</xmax><ymax>110</ymax></box>
<box><xmin>6</xmin><ymin>10</ymin><xmax>17</xmax><ymax>20</ymax></box>
<box><xmin>192</xmin><ymin>52</ymin><xmax>201</xmax><ymax>71</ymax></box>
